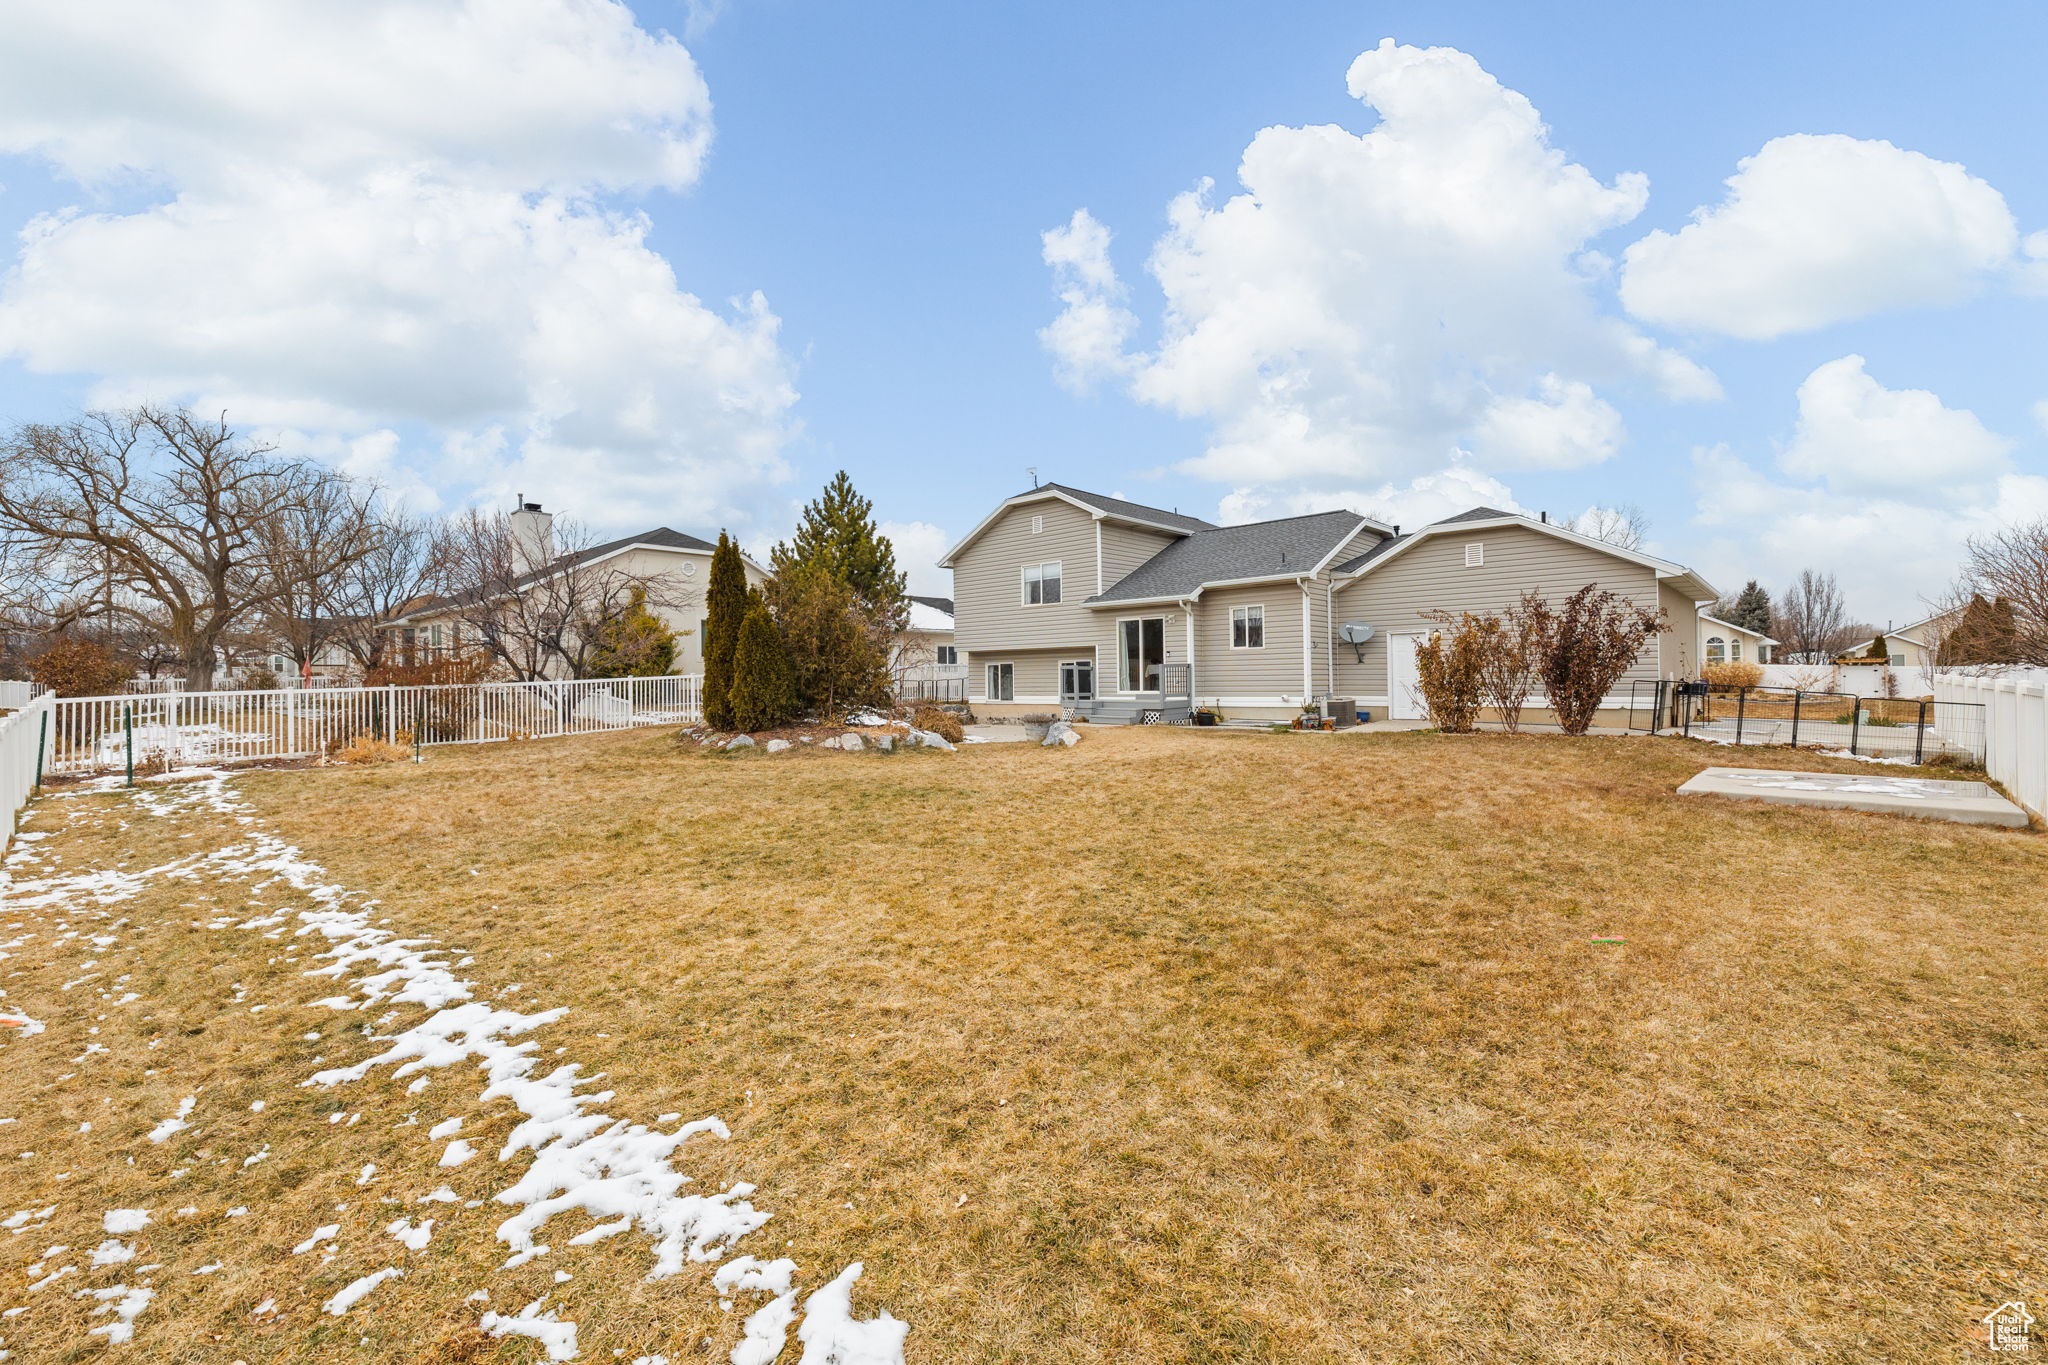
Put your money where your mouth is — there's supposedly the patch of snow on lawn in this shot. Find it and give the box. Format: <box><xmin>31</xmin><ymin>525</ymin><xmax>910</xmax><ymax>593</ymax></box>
<box><xmin>77</xmin><ymin>1285</ymin><xmax>154</xmax><ymax>1343</ymax></box>
<box><xmin>147</xmin><ymin>1095</ymin><xmax>195</xmax><ymax>1143</ymax></box>
<box><xmin>796</xmin><ymin>1264</ymin><xmax>910</xmax><ymax>1365</ymax></box>
<box><xmin>102</xmin><ymin>1209</ymin><xmax>150</xmax><ymax>1234</ymax></box>
<box><xmin>323</xmin><ymin>1267</ymin><xmax>403</xmax><ymax>1315</ymax></box>
<box><xmin>480</xmin><ymin>1296</ymin><xmax>579</xmax><ymax>1360</ymax></box>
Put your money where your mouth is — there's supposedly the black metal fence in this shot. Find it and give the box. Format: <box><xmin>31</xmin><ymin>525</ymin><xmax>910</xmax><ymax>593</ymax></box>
<box><xmin>1672</xmin><ymin>685</ymin><xmax>1987</xmax><ymax>765</ymax></box>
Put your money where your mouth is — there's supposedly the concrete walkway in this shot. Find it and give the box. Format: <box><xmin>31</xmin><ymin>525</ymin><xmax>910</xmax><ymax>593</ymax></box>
<box><xmin>1677</xmin><ymin>766</ymin><xmax>2029</xmax><ymax>827</ymax></box>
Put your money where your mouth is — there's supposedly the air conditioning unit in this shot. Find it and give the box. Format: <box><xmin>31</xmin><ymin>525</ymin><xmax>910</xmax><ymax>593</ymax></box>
<box><xmin>1317</xmin><ymin>697</ymin><xmax>1358</xmax><ymax>728</ymax></box>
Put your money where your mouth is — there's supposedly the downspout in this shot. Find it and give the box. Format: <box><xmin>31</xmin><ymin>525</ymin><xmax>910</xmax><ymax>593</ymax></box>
<box><xmin>1325</xmin><ymin>578</ymin><xmax>1336</xmax><ymax>696</ymax></box>
<box><xmin>1094</xmin><ymin>518</ymin><xmax>1104</xmax><ymax>594</ymax></box>
<box><xmin>1300</xmin><ymin>578</ymin><xmax>1313</xmax><ymax>700</ymax></box>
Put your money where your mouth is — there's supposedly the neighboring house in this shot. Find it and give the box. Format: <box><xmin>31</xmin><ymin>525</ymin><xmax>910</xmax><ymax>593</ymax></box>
<box><xmin>1698</xmin><ymin>613</ymin><xmax>1776</xmax><ymax>667</ymax></box>
<box><xmin>1837</xmin><ymin>608</ymin><xmax>1957</xmax><ymax>668</ymax></box>
<box><xmin>943</xmin><ymin>486</ymin><xmax>1720</xmax><ymax>725</ymax></box>
<box><xmin>386</xmin><ymin>503</ymin><xmax>769</xmax><ymax>677</ymax></box>
<box><xmin>893</xmin><ymin>596</ymin><xmax>963</xmax><ymax>701</ymax></box>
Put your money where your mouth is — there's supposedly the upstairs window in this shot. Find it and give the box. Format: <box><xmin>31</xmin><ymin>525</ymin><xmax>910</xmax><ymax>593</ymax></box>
<box><xmin>1464</xmin><ymin>542</ymin><xmax>1485</xmax><ymax>567</ymax></box>
<box><xmin>1023</xmin><ymin>561</ymin><xmax>1063</xmax><ymax>605</ymax></box>
<box><xmin>935</xmin><ymin>645</ymin><xmax>958</xmax><ymax>665</ymax></box>
<box><xmin>1231</xmin><ymin>604</ymin><xmax>1265</xmax><ymax>649</ymax></box>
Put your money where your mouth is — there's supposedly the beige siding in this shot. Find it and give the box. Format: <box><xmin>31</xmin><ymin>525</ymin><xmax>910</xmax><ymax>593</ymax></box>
<box><xmin>1192</xmin><ymin>582</ymin><xmax>1307</xmax><ymax>702</ymax></box>
<box><xmin>951</xmin><ymin>501</ymin><xmax>1100</xmax><ymax>651</ymax></box>
<box><xmin>1096</xmin><ymin>522</ymin><xmax>1178</xmax><ymax>595</ymax></box>
<box><xmin>1331</xmin><ymin>524</ymin><xmax>1663</xmax><ymax>702</ymax></box>
<box><xmin>1661</xmin><ymin>583</ymin><xmax>1700</xmax><ymax>680</ymax></box>
<box><xmin>965</xmin><ymin>648</ymin><xmax>1075</xmax><ymax>706</ymax></box>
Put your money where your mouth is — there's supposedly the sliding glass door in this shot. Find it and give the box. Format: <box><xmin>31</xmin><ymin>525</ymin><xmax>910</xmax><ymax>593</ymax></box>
<box><xmin>1119</xmin><ymin>617</ymin><xmax>1164</xmax><ymax>692</ymax></box>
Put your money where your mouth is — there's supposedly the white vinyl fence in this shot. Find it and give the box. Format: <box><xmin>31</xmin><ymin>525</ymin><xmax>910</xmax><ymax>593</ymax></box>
<box><xmin>1934</xmin><ymin>669</ymin><xmax>2048</xmax><ymax>820</ymax></box>
<box><xmin>0</xmin><ymin>680</ymin><xmax>44</xmax><ymax>710</ymax></box>
<box><xmin>2</xmin><ymin>691</ymin><xmax>57</xmax><ymax>850</ymax></box>
<box><xmin>38</xmin><ymin>674</ymin><xmax>702</xmax><ymax>778</ymax></box>
<box><xmin>1754</xmin><ymin>663</ymin><xmax>1940</xmax><ymax>697</ymax></box>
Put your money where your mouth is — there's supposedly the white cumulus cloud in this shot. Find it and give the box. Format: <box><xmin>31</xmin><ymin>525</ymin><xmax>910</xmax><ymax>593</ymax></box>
<box><xmin>0</xmin><ymin>0</ymin><xmax>800</xmax><ymax>536</ymax></box>
<box><xmin>1038</xmin><ymin>38</ymin><xmax>1715</xmax><ymax>515</ymax></box>
<box><xmin>878</xmin><ymin>520</ymin><xmax>956</xmax><ymax>597</ymax></box>
<box><xmin>1780</xmin><ymin>355</ymin><xmax>2010</xmax><ymax>496</ymax></box>
<box><xmin>1691</xmin><ymin>362</ymin><xmax>2043</xmax><ymax>620</ymax></box>
<box><xmin>1620</xmin><ymin>134</ymin><xmax>2019</xmax><ymax>340</ymax></box>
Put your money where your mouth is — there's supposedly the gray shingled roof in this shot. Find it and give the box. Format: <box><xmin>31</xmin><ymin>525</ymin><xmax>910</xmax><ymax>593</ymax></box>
<box><xmin>908</xmin><ymin>595</ymin><xmax>954</xmax><ymax>616</ymax></box>
<box><xmin>1087</xmin><ymin>510</ymin><xmax>1374</xmax><ymax>604</ymax></box>
<box><xmin>1429</xmin><ymin>505</ymin><xmax>1515</xmax><ymax>526</ymax></box>
<box><xmin>1039</xmin><ymin>483</ymin><xmax>1217</xmax><ymax>533</ymax></box>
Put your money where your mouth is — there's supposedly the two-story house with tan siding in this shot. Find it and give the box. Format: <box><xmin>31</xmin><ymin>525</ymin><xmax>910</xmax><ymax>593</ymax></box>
<box><xmin>943</xmin><ymin>486</ymin><xmax>1724</xmax><ymax>727</ymax></box>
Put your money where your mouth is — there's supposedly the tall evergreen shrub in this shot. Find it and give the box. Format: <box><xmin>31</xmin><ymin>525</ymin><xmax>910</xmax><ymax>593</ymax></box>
<box><xmin>702</xmin><ymin>531</ymin><xmax>748</xmax><ymax>729</ymax></box>
<box><xmin>728</xmin><ymin>602</ymin><xmax>796</xmax><ymax>733</ymax></box>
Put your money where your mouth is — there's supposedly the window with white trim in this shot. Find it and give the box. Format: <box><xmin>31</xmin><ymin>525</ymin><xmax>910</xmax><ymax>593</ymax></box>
<box><xmin>1030</xmin><ymin>514</ymin><xmax>1044</xmax><ymax>535</ymax></box>
<box><xmin>1230</xmin><ymin>604</ymin><xmax>1265</xmax><ymax>649</ymax></box>
<box><xmin>1705</xmin><ymin>636</ymin><xmax>1726</xmax><ymax>663</ymax></box>
<box><xmin>1464</xmin><ymin>542</ymin><xmax>1485</xmax><ymax>567</ymax></box>
<box><xmin>1730</xmin><ymin>640</ymin><xmax>1743</xmax><ymax>662</ymax></box>
<box><xmin>985</xmin><ymin>662</ymin><xmax>1014</xmax><ymax>701</ymax></box>
<box><xmin>1022</xmin><ymin>561</ymin><xmax>1063</xmax><ymax>605</ymax></box>
<box><xmin>935</xmin><ymin>645</ymin><xmax>958</xmax><ymax>665</ymax></box>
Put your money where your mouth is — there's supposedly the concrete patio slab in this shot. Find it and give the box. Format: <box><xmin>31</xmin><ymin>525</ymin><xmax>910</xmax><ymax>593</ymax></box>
<box><xmin>1677</xmin><ymin>766</ymin><xmax>2029</xmax><ymax>828</ymax></box>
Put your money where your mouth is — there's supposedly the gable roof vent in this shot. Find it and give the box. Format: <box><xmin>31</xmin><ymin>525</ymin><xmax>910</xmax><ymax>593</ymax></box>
<box><xmin>1464</xmin><ymin>542</ymin><xmax>1485</xmax><ymax>567</ymax></box>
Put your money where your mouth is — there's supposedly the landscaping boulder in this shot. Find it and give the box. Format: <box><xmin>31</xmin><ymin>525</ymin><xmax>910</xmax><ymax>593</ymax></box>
<box><xmin>906</xmin><ymin>727</ymin><xmax>956</xmax><ymax>752</ymax></box>
<box><xmin>1041</xmin><ymin>720</ymin><xmax>1080</xmax><ymax>747</ymax></box>
<box><xmin>723</xmin><ymin>735</ymin><xmax>756</xmax><ymax>751</ymax></box>
<box><xmin>765</xmin><ymin>738</ymin><xmax>791</xmax><ymax>754</ymax></box>
<box><xmin>874</xmin><ymin>734</ymin><xmax>895</xmax><ymax>753</ymax></box>
<box><xmin>827</xmin><ymin>732</ymin><xmax>865</xmax><ymax>752</ymax></box>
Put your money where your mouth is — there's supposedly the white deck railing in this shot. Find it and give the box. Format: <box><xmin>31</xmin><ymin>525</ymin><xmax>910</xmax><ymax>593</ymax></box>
<box><xmin>37</xmin><ymin>674</ymin><xmax>702</xmax><ymax>778</ymax></box>
<box><xmin>1934</xmin><ymin>668</ymin><xmax>2048</xmax><ymax>820</ymax></box>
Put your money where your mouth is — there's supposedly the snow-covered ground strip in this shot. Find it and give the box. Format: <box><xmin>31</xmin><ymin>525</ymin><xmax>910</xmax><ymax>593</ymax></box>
<box><xmin>0</xmin><ymin>771</ymin><xmax>910</xmax><ymax>1361</ymax></box>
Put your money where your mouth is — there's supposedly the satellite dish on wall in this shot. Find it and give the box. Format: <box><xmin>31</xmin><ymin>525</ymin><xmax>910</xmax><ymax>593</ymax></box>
<box><xmin>1337</xmin><ymin>621</ymin><xmax>1376</xmax><ymax>662</ymax></box>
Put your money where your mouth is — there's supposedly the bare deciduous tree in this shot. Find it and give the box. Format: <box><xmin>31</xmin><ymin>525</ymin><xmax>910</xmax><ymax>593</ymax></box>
<box><xmin>0</xmin><ymin>407</ymin><xmax>369</xmax><ymax>690</ymax></box>
<box><xmin>1773</xmin><ymin>569</ymin><xmax>1855</xmax><ymax>664</ymax></box>
<box><xmin>433</xmin><ymin>509</ymin><xmax>694</xmax><ymax>680</ymax></box>
<box><xmin>250</xmin><ymin>476</ymin><xmax>384</xmax><ymax>682</ymax></box>
<box><xmin>1561</xmin><ymin>503</ymin><xmax>1650</xmax><ymax>551</ymax></box>
<box><xmin>1955</xmin><ymin>520</ymin><xmax>2048</xmax><ymax>665</ymax></box>
<box><xmin>329</xmin><ymin>508</ymin><xmax>445</xmax><ymax>675</ymax></box>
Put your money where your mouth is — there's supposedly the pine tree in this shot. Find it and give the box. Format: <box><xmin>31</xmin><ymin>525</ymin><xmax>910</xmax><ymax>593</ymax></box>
<box><xmin>766</xmin><ymin>472</ymin><xmax>902</xmax><ymax>715</ymax></box>
<box><xmin>776</xmin><ymin>563</ymin><xmax>888</xmax><ymax>720</ymax></box>
<box><xmin>728</xmin><ymin>601</ymin><xmax>796</xmax><ymax>732</ymax></box>
<box><xmin>586</xmin><ymin>586</ymin><xmax>677</xmax><ymax>678</ymax></box>
<box><xmin>1727</xmin><ymin>580</ymin><xmax>1773</xmax><ymax>636</ymax></box>
<box><xmin>702</xmin><ymin>531</ymin><xmax>749</xmax><ymax>729</ymax></box>
<box><xmin>1940</xmin><ymin>594</ymin><xmax>2023</xmax><ymax>664</ymax></box>
<box><xmin>769</xmin><ymin>471</ymin><xmax>908</xmax><ymax>627</ymax></box>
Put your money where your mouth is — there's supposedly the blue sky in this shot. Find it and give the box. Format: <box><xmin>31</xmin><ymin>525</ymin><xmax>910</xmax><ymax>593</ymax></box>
<box><xmin>2</xmin><ymin>1</ymin><xmax>2044</xmax><ymax>622</ymax></box>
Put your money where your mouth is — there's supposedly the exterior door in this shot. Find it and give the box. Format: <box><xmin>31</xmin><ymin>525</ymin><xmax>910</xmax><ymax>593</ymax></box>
<box><xmin>1388</xmin><ymin>632</ymin><xmax>1428</xmax><ymax>720</ymax></box>
<box><xmin>1119</xmin><ymin>618</ymin><xmax>1164</xmax><ymax>692</ymax></box>
<box><xmin>1060</xmin><ymin>659</ymin><xmax>1094</xmax><ymax>704</ymax></box>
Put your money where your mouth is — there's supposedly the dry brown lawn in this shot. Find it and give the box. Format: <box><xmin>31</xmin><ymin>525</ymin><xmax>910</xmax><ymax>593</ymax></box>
<box><xmin>1</xmin><ymin>725</ymin><xmax>2043</xmax><ymax>1363</ymax></box>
